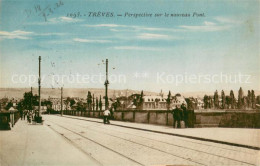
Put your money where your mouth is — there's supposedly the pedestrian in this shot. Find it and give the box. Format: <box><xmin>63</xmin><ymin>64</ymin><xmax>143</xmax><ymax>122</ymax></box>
<box><xmin>23</xmin><ymin>110</ymin><xmax>26</xmax><ymax>120</ymax></box>
<box><xmin>172</xmin><ymin>106</ymin><xmax>181</xmax><ymax>128</ymax></box>
<box><xmin>179</xmin><ymin>107</ymin><xmax>185</xmax><ymax>128</ymax></box>
<box><xmin>20</xmin><ymin>110</ymin><xmax>23</xmax><ymax>120</ymax></box>
<box><xmin>27</xmin><ymin>111</ymin><xmax>29</xmax><ymax>123</ymax></box>
<box><xmin>181</xmin><ymin>103</ymin><xmax>188</xmax><ymax>128</ymax></box>
<box><xmin>103</xmin><ymin>108</ymin><xmax>110</xmax><ymax>124</ymax></box>
<box><xmin>32</xmin><ymin>111</ymin><xmax>35</xmax><ymax>121</ymax></box>
<box><xmin>27</xmin><ymin>111</ymin><xmax>32</xmax><ymax>124</ymax></box>
<box><xmin>109</xmin><ymin>107</ymin><xmax>114</xmax><ymax>120</ymax></box>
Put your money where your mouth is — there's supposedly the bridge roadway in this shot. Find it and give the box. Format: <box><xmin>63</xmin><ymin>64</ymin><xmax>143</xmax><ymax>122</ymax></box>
<box><xmin>43</xmin><ymin>115</ymin><xmax>259</xmax><ymax>166</ymax></box>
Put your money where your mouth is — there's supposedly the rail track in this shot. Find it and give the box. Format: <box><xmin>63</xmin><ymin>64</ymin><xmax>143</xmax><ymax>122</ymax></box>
<box><xmin>44</xmin><ymin>115</ymin><xmax>259</xmax><ymax>166</ymax></box>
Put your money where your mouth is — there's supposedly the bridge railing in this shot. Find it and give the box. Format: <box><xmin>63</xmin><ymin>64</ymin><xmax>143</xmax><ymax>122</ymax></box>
<box><xmin>63</xmin><ymin>109</ymin><xmax>260</xmax><ymax>128</ymax></box>
<box><xmin>63</xmin><ymin>110</ymin><xmax>196</xmax><ymax>127</ymax></box>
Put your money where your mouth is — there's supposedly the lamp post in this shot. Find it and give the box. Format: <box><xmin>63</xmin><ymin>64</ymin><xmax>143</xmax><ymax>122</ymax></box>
<box><xmin>38</xmin><ymin>56</ymin><xmax>41</xmax><ymax>118</ymax></box>
<box><xmin>61</xmin><ymin>87</ymin><xmax>63</xmax><ymax>116</ymax></box>
<box><xmin>104</xmin><ymin>59</ymin><xmax>109</xmax><ymax>110</ymax></box>
<box><xmin>31</xmin><ymin>87</ymin><xmax>33</xmax><ymax>112</ymax></box>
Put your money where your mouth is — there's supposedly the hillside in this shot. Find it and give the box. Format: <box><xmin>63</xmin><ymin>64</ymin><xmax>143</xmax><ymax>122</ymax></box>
<box><xmin>1</xmin><ymin>88</ymin><xmax>259</xmax><ymax>100</ymax></box>
<box><xmin>0</xmin><ymin>88</ymin><xmax>158</xmax><ymax>99</ymax></box>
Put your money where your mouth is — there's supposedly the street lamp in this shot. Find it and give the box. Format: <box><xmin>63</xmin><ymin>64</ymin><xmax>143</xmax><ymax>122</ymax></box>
<box><xmin>104</xmin><ymin>59</ymin><xmax>109</xmax><ymax>110</ymax></box>
<box><xmin>36</xmin><ymin>56</ymin><xmax>43</xmax><ymax>123</ymax></box>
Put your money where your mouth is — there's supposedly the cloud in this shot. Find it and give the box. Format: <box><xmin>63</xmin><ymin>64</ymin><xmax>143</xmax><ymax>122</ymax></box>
<box><xmin>36</xmin><ymin>32</ymin><xmax>66</xmax><ymax>36</ymax></box>
<box><xmin>85</xmin><ymin>24</ymin><xmax>126</xmax><ymax>28</ymax></box>
<box><xmin>137</xmin><ymin>33</ymin><xmax>173</xmax><ymax>40</ymax></box>
<box><xmin>180</xmin><ymin>21</ymin><xmax>230</xmax><ymax>32</ymax></box>
<box><xmin>0</xmin><ymin>30</ymin><xmax>34</xmax><ymax>40</ymax></box>
<box><xmin>0</xmin><ymin>30</ymin><xmax>68</xmax><ymax>40</ymax></box>
<box><xmin>109</xmin><ymin>28</ymin><xmax>137</xmax><ymax>32</ymax></box>
<box><xmin>84</xmin><ymin>24</ymin><xmax>184</xmax><ymax>32</ymax></box>
<box><xmin>73</xmin><ymin>38</ymin><xmax>112</xmax><ymax>43</ymax></box>
<box><xmin>27</xmin><ymin>17</ymin><xmax>83</xmax><ymax>25</ymax></box>
<box><xmin>134</xmin><ymin>26</ymin><xmax>183</xmax><ymax>32</ymax></box>
<box><xmin>49</xmin><ymin>16</ymin><xmax>82</xmax><ymax>23</ymax></box>
<box><xmin>215</xmin><ymin>17</ymin><xmax>243</xmax><ymax>24</ymax></box>
<box><xmin>179</xmin><ymin>17</ymin><xmax>243</xmax><ymax>33</ymax></box>
<box><xmin>110</xmin><ymin>29</ymin><xmax>120</xmax><ymax>32</ymax></box>
<box><xmin>112</xmin><ymin>46</ymin><xmax>161</xmax><ymax>51</ymax></box>
<box><xmin>204</xmin><ymin>21</ymin><xmax>216</xmax><ymax>26</ymax></box>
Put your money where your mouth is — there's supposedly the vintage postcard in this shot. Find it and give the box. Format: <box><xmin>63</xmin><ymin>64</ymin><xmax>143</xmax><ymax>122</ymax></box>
<box><xmin>0</xmin><ymin>0</ymin><xmax>259</xmax><ymax>166</ymax></box>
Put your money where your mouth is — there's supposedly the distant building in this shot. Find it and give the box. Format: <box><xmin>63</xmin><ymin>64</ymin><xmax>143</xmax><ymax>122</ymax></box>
<box><xmin>171</xmin><ymin>94</ymin><xmax>187</xmax><ymax>108</ymax></box>
<box><xmin>112</xmin><ymin>91</ymin><xmax>188</xmax><ymax>111</ymax></box>
<box><xmin>49</xmin><ymin>98</ymin><xmax>71</xmax><ymax>111</ymax></box>
<box><xmin>142</xmin><ymin>96</ymin><xmax>167</xmax><ymax>110</ymax></box>
<box><xmin>142</xmin><ymin>92</ymin><xmax>187</xmax><ymax>110</ymax></box>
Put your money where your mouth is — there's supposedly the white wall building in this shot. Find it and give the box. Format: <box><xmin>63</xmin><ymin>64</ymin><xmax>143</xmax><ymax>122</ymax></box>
<box><xmin>142</xmin><ymin>96</ymin><xmax>167</xmax><ymax>110</ymax></box>
<box><xmin>142</xmin><ymin>94</ymin><xmax>187</xmax><ymax>110</ymax></box>
<box><xmin>49</xmin><ymin>98</ymin><xmax>71</xmax><ymax>111</ymax></box>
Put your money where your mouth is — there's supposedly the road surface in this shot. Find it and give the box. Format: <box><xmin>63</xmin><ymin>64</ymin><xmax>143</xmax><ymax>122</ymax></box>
<box><xmin>43</xmin><ymin>115</ymin><xmax>260</xmax><ymax>166</ymax></box>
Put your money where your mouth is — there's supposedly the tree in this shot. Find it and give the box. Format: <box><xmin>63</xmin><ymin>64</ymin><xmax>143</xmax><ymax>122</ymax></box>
<box><xmin>208</xmin><ymin>96</ymin><xmax>213</xmax><ymax>109</ymax></box>
<box><xmin>225</xmin><ymin>96</ymin><xmax>231</xmax><ymax>109</ymax></box>
<box><xmin>230</xmin><ymin>90</ymin><xmax>235</xmax><ymax>109</ymax></box>
<box><xmin>0</xmin><ymin>98</ymin><xmax>8</xmax><ymax>110</ymax></box>
<box><xmin>213</xmin><ymin>90</ymin><xmax>219</xmax><ymax>109</ymax></box>
<box><xmin>92</xmin><ymin>94</ymin><xmax>95</xmax><ymax>111</ymax></box>
<box><xmin>242</xmin><ymin>96</ymin><xmax>247</xmax><ymax>109</ymax></box>
<box><xmin>76</xmin><ymin>101</ymin><xmax>85</xmax><ymax>111</ymax></box>
<box><xmin>221</xmin><ymin>90</ymin><xmax>226</xmax><ymax>109</ymax></box>
<box><xmin>96</xmin><ymin>97</ymin><xmax>99</xmax><ymax>111</ymax></box>
<box><xmin>166</xmin><ymin>91</ymin><xmax>171</xmax><ymax>110</ymax></box>
<box><xmin>87</xmin><ymin>91</ymin><xmax>92</xmax><ymax>110</ymax></box>
<box><xmin>247</xmin><ymin>90</ymin><xmax>252</xmax><ymax>108</ymax></box>
<box><xmin>256</xmin><ymin>95</ymin><xmax>260</xmax><ymax>105</ymax></box>
<box><xmin>5</xmin><ymin>102</ymin><xmax>13</xmax><ymax>110</ymax></box>
<box><xmin>66</xmin><ymin>97</ymin><xmax>75</xmax><ymax>107</ymax></box>
<box><xmin>251</xmin><ymin>90</ymin><xmax>256</xmax><ymax>109</ymax></box>
<box><xmin>203</xmin><ymin>95</ymin><xmax>209</xmax><ymax>109</ymax></box>
<box><xmin>99</xmin><ymin>95</ymin><xmax>102</xmax><ymax>111</ymax></box>
<box><xmin>238</xmin><ymin>87</ymin><xmax>244</xmax><ymax>109</ymax></box>
<box><xmin>138</xmin><ymin>90</ymin><xmax>144</xmax><ymax>109</ymax></box>
<box><xmin>185</xmin><ymin>98</ymin><xmax>195</xmax><ymax>110</ymax></box>
<box><xmin>22</xmin><ymin>92</ymin><xmax>38</xmax><ymax>110</ymax></box>
<box><xmin>17</xmin><ymin>101</ymin><xmax>24</xmax><ymax>111</ymax></box>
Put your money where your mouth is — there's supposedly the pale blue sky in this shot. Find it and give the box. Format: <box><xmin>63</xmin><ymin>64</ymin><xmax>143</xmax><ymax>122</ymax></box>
<box><xmin>0</xmin><ymin>0</ymin><xmax>259</xmax><ymax>93</ymax></box>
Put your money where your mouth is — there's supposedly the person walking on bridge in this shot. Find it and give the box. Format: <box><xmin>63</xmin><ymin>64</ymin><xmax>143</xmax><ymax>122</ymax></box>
<box><xmin>103</xmin><ymin>109</ymin><xmax>110</xmax><ymax>124</ymax></box>
<box><xmin>172</xmin><ymin>106</ymin><xmax>182</xmax><ymax>128</ymax></box>
<box><xmin>181</xmin><ymin>103</ymin><xmax>188</xmax><ymax>128</ymax></box>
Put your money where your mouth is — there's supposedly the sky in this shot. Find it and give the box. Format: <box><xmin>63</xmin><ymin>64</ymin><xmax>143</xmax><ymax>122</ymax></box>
<box><xmin>0</xmin><ymin>0</ymin><xmax>259</xmax><ymax>94</ymax></box>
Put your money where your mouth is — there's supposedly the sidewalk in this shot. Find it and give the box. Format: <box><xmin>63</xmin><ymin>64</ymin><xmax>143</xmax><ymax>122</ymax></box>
<box><xmin>63</xmin><ymin>115</ymin><xmax>260</xmax><ymax>149</ymax></box>
<box><xmin>0</xmin><ymin>119</ymin><xmax>100</xmax><ymax>166</ymax></box>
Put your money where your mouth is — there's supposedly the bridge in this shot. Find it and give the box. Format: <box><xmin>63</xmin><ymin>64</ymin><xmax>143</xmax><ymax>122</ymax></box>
<box><xmin>1</xmin><ymin>115</ymin><xmax>260</xmax><ymax>166</ymax></box>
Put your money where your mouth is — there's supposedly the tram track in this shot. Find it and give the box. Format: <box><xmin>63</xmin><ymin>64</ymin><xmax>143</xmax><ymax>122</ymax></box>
<box><xmin>69</xmin><ymin>118</ymin><xmax>256</xmax><ymax>154</ymax></box>
<box><xmin>58</xmin><ymin>115</ymin><xmax>260</xmax><ymax>151</ymax></box>
<box><xmin>45</xmin><ymin>119</ymin><xmax>145</xmax><ymax>166</ymax></box>
<box><xmin>45</xmin><ymin>116</ymin><xmax>259</xmax><ymax>166</ymax></box>
<box><xmin>49</xmin><ymin>116</ymin><xmax>257</xmax><ymax>166</ymax></box>
<box><xmin>46</xmin><ymin>124</ymin><xmax>103</xmax><ymax>166</ymax></box>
